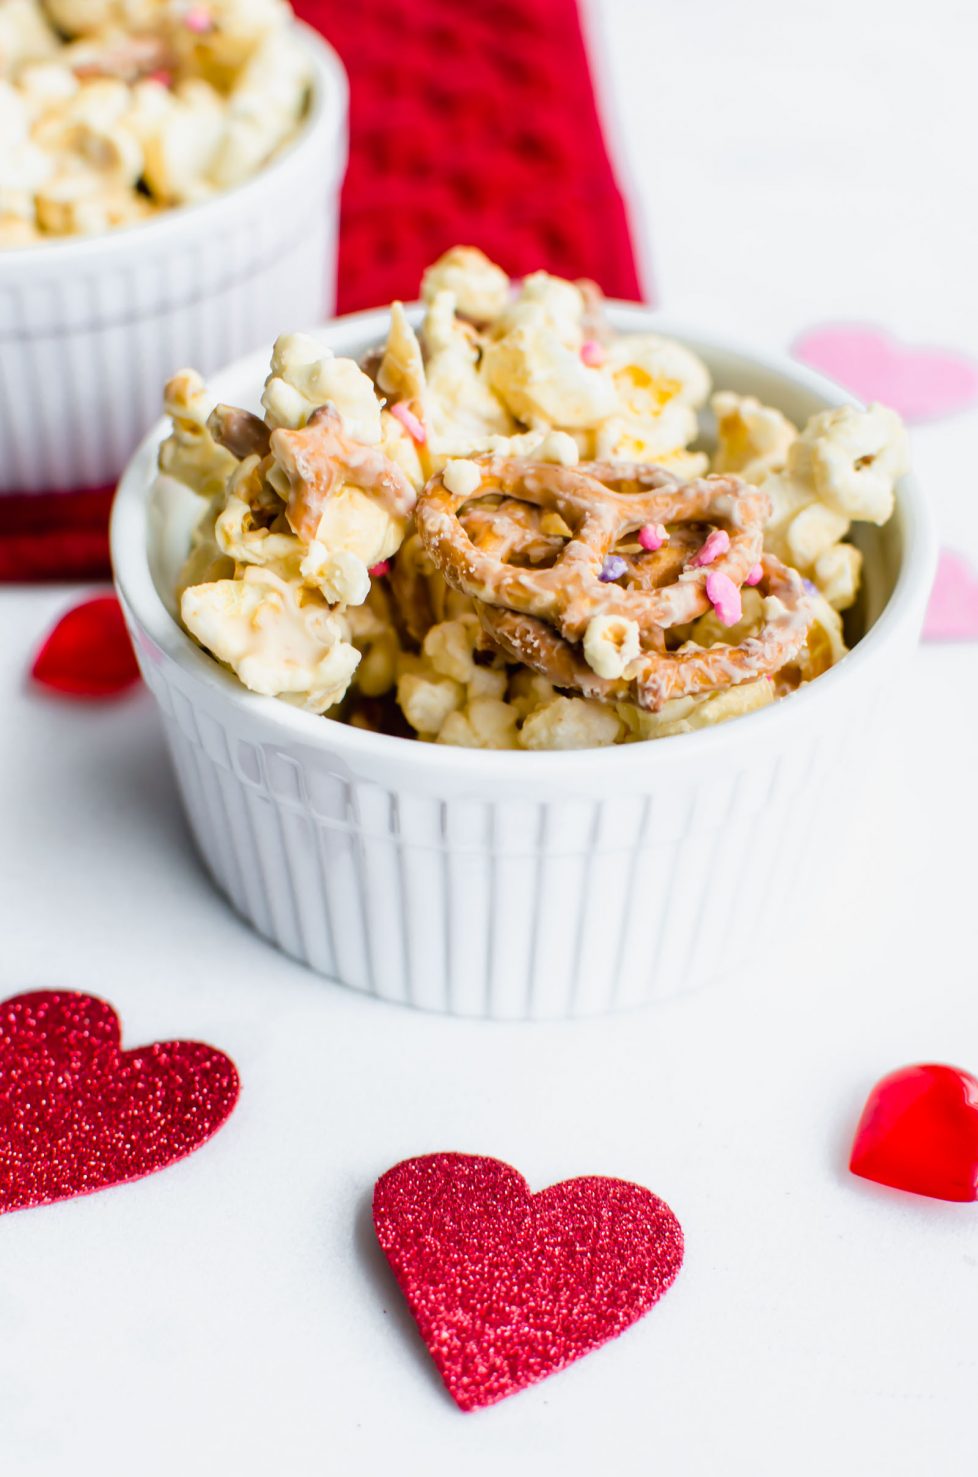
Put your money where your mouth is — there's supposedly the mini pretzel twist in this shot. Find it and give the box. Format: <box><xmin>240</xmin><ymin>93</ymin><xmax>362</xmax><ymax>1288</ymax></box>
<box><xmin>414</xmin><ymin>455</ymin><xmax>771</xmax><ymax>642</ymax></box>
<box><xmin>478</xmin><ymin>555</ymin><xmax>815</xmax><ymax>711</ymax></box>
<box><xmin>270</xmin><ymin>405</ymin><xmax>418</xmax><ymax>542</ymax></box>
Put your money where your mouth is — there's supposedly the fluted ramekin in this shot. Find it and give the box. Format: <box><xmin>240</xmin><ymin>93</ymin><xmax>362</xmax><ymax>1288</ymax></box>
<box><xmin>111</xmin><ymin>305</ymin><xmax>937</xmax><ymax>1018</ymax></box>
<box><xmin>0</xmin><ymin>24</ymin><xmax>347</xmax><ymax>494</ymax></box>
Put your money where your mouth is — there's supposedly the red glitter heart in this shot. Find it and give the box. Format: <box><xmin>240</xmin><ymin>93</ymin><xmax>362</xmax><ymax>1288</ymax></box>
<box><xmin>373</xmin><ymin>1153</ymin><xmax>684</xmax><ymax>1410</ymax></box>
<box><xmin>31</xmin><ymin>594</ymin><xmax>141</xmax><ymax>698</ymax></box>
<box><xmin>0</xmin><ymin>992</ymin><xmax>239</xmax><ymax>1214</ymax></box>
<box><xmin>850</xmin><ymin>1063</ymin><xmax>978</xmax><ymax>1202</ymax></box>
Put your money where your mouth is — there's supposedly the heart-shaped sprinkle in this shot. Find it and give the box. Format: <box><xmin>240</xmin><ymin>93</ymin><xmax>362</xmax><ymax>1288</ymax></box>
<box><xmin>31</xmin><ymin>594</ymin><xmax>141</xmax><ymax>698</ymax></box>
<box><xmin>0</xmin><ymin>991</ymin><xmax>239</xmax><ymax>1214</ymax></box>
<box><xmin>373</xmin><ymin>1152</ymin><xmax>684</xmax><ymax>1410</ymax></box>
<box><xmin>923</xmin><ymin>548</ymin><xmax>978</xmax><ymax>641</ymax></box>
<box><xmin>793</xmin><ymin>324</ymin><xmax>978</xmax><ymax>422</ymax></box>
<box><xmin>850</xmin><ymin>1063</ymin><xmax>978</xmax><ymax>1202</ymax></box>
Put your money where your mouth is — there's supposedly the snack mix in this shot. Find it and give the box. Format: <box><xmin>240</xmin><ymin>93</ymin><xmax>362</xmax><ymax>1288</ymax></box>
<box><xmin>0</xmin><ymin>0</ymin><xmax>310</xmax><ymax>243</ymax></box>
<box><xmin>160</xmin><ymin>247</ymin><xmax>910</xmax><ymax>750</ymax></box>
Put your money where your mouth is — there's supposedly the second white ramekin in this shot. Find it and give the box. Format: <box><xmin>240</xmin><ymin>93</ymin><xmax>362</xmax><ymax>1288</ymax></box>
<box><xmin>111</xmin><ymin>306</ymin><xmax>937</xmax><ymax>1019</ymax></box>
<box><xmin>0</xmin><ymin>24</ymin><xmax>347</xmax><ymax>494</ymax></box>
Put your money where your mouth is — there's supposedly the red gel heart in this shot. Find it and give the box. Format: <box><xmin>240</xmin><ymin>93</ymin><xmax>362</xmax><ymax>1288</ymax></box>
<box><xmin>0</xmin><ymin>991</ymin><xmax>239</xmax><ymax>1214</ymax></box>
<box><xmin>849</xmin><ymin>1064</ymin><xmax>978</xmax><ymax>1202</ymax></box>
<box><xmin>31</xmin><ymin>594</ymin><xmax>140</xmax><ymax>698</ymax></box>
<box><xmin>373</xmin><ymin>1152</ymin><xmax>684</xmax><ymax>1410</ymax></box>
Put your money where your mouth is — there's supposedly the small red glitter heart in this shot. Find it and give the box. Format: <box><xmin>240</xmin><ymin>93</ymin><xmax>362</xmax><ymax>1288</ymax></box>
<box><xmin>31</xmin><ymin>594</ymin><xmax>141</xmax><ymax>698</ymax></box>
<box><xmin>0</xmin><ymin>992</ymin><xmax>239</xmax><ymax>1214</ymax></box>
<box><xmin>849</xmin><ymin>1063</ymin><xmax>978</xmax><ymax>1202</ymax></box>
<box><xmin>373</xmin><ymin>1153</ymin><xmax>684</xmax><ymax>1410</ymax></box>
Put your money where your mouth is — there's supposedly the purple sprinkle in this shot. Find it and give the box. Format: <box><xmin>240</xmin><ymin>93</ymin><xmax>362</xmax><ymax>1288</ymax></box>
<box><xmin>599</xmin><ymin>554</ymin><xmax>628</xmax><ymax>583</ymax></box>
<box><xmin>802</xmin><ymin>578</ymin><xmax>818</xmax><ymax>595</ymax></box>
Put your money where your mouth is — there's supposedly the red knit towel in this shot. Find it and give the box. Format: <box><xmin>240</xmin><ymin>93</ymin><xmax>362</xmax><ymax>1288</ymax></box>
<box><xmin>1</xmin><ymin>0</ymin><xmax>640</xmax><ymax>582</ymax></box>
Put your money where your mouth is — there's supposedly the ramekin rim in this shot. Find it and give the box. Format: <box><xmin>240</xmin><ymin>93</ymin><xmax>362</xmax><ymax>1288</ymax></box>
<box><xmin>0</xmin><ymin>22</ymin><xmax>347</xmax><ymax>272</ymax></box>
<box><xmin>111</xmin><ymin>302</ymin><xmax>938</xmax><ymax>775</ymax></box>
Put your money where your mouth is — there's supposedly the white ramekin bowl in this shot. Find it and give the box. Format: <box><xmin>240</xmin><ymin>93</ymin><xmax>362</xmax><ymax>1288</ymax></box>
<box><xmin>112</xmin><ymin>304</ymin><xmax>937</xmax><ymax>1019</ymax></box>
<box><xmin>0</xmin><ymin>24</ymin><xmax>347</xmax><ymax>495</ymax></box>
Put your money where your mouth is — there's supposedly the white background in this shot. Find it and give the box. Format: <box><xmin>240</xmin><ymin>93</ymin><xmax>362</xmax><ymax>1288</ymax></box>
<box><xmin>3</xmin><ymin>1</ymin><xmax>978</xmax><ymax>1472</ymax></box>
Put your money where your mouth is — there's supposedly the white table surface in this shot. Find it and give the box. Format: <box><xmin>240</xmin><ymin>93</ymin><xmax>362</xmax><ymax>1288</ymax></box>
<box><xmin>3</xmin><ymin>2</ymin><xmax>978</xmax><ymax>1472</ymax></box>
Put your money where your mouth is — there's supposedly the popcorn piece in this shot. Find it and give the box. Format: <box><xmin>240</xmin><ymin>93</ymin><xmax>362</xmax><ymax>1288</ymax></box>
<box><xmin>802</xmin><ymin>402</ymin><xmax>909</xmax><ymax>524</ymax></box>
<box><xmin>711</xmin><ymin>391</ymin><xmax>797</xmax><ymax>483</ymax></box>
<box><xmin>376</xmin><ymin>300</ymin><xmax>426</xmax><ymax>407</ymax></box>
<box><xmin>520</xmin><ymin>695</ymin><xmax>624</xmax><ymax>750</ymax></box>
<box><xmin>483</xmin><ymin>317</ymin><xmax>617</xmax><ymax>429</ymax></box>
<box><xmin>421</xmin><ymin>290</ymin><xmax>514</xmax><ymax>451</ymax></box>
<box><xmin>494</xmin><ymin>270</ymin><xmax>586</xmax><ymax>346</ymax></box>
<box><xmin>262</xmin><ymin>333</ymin><xmax>383</xmax><ymax>443</ymax></box>
<box><xmin>346</xmin><ymin>584</ymin><xmax>401</xmax><ymax>696</ymax></box>
<box><xmin>583</xmin><ymin>613</ymin><xmax>640</xmax><ymax>679</ymax></box>
<box><xmin>421</xmin><ymin>245</ymin><xmax>510</xmax><ymax>325</ymax></box>
<box><xmin>181</xmin><ymin>566</ymin><xmax>360</xmax><ymax>713</ymax></box>
<box><xmin>783</xmin><ymin>500</ymin><xmax>849</xmax><ymax>571</ymax></box>
<box><xmin>396</xmin><ymin>668</ymin><xmax>464</xmax><ymax>735</ymax></box>
<box><xmin>607</xmin><ymin>333</ymin><xmax>711</xmax><ymax>410</ymax></box>
<box><xmin>299</xmin><ymin>543</ymin><xmax>371</xmax><ymax>606</ymax></box>
<box><xmin>0</xmin><ymin>1</ymin><xmax>59</xmax><ymax>72</ymax></box>
<box><xmin>159</xmin><ymin>368</ymin><xmax>238</xmax><ymax>496</ymax></box>
<box><xmin>508</xmin><ymin>669</ymin><xmax>556</xmax><ymax>720</ymax></box>
<box><xmin>206</xmin><ymin>29</ymin><xmax>309</xmax><ymax>190</ymax></box>
<box><xmin>422</xmin><ymin>617</ymin><xmax>479</xmax><ymax>684</ymax></box>
<box><xmin>814</xmin><ymin>541</ymin><xmax>862</xmax><ymax>611</ymax></box>
<box><xmin>438</xmin><ymin>698</ymin><xmax>520</xmax><ymax>750</ymax></box>
<box><xmin>215</xmin><ymin>468</ymin><xmax>301</xmax><ymax>573</ymax></box>
<box><xmin>587</xmin><ymin>333</ymin><xmax>711</xmax><ymax>464</ymax></box>
<box><xmin>140</xmin><ymin>78</ymin><xmax>225</xmax><ymax>201</ymax></box>
<box><xmin>442</xmin><ymin>458</ymin><xmax>482</xmax><ymax>498</ymax></box>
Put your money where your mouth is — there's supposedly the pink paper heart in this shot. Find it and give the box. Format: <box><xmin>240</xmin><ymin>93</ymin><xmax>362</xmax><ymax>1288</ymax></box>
<box><xmin>924</xmin><ymin>549</ymin><xmax>978</xmax><ymax>641</ymax></box>
<box><xmin>793</xmin><ymin>325</ymin><xmax>978</xmax><ymax>423</ymax></box>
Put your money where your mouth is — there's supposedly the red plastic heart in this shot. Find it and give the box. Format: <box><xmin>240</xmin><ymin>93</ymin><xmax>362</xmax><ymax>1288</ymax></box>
<box><xmin>0</xmin><ymin>991</ymin><xmax>239</xmax><ymax>1214</ymax></box>
<box><xmin>849</xmin><ymin>1063</ymin><xmax>978</xmax><ymax>1202</ymax></box>
<box><xmin>373</xmin><ymin>1152</ymin><xmax>684</xmax><ymax>1410</ymax></box>
<box><xmin>31</xmin><ymin>594</ymin><xmax>141</xmax><ymax>698</ymax></box>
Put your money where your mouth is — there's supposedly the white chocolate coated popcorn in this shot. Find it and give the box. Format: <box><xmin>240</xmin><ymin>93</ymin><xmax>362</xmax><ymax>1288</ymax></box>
<box><xmin>583</xmin><ymin>614</ymin><xmax>640</xmax><ymax>680</ymax></box>
<box><xmin>262</xmin><ymin>333</ymin><xmax>383</xmax><ymax>443</ymax></box>
<box><xmin>181</xmin><ymin>566</ymin><xmax>360</xmax><ymax>712</ymax></box>
<box><xmin>761</xmin><ymin>400</ymin><xmax>907</xmax><ymax>609</ymax></box>
<box><xmin>166</xmin><ymin>248</ymin><xmax>907</xmax><ymax>748</ymax></box>
<box><xmin>0</xmin><ymin>0</ymin><xmax>311</xmax><ymax>244</ymax></box>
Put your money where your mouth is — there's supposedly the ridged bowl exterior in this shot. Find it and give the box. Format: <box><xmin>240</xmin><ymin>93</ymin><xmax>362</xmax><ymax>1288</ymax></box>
<box><xmin>0</xmin><ymin>26</ymin><xmax>347</xmax><ymax>494</ymax></box>
<box><xmin>112</xmin><ymin>309</ymin><xmax>937</xmax><ymax>1019</ymax></box>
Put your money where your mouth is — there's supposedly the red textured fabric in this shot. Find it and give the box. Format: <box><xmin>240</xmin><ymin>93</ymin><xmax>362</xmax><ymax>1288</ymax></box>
<box><xmin>3</xmin><ymin>0</ymin><xmax>640</xmax><ymax>580</ymax></box>
<box><xmin>296</xmin><ymin>0</ymin><xmax>642</xmax><ymax>312</ymax></box>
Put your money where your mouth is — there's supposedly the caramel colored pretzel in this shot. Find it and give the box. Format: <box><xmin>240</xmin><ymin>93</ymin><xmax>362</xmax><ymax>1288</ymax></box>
<box><xmin>270</xmin><ymin>405</ymin><xmax>418</xmax><ymax>542</ymax></box>
<box><xmin>415</xmin><ymin>456</ymin><xmax>770</xmax><ymax>641</ymax></box>
<box><xmin>460</xmin><ymin>495</ymin><xmax>703</xmax><ymax>590</ymax></box>
<box><xmin>477</xmin><ymin>556</ymin><xmax>815</xmax><ymax>711</ymax></box>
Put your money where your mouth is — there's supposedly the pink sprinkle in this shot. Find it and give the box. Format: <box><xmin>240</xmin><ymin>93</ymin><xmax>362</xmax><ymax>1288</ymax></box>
<box><xmin>637</xmin><ymin>522</ymin><xmax>668</xmax><ymax>552</ymax></box>
<box><xmin>706</xmin><ymin>570</ymin><xmax>742</xmax><ymax>627</ymax></box>
<box><xmin>390</xmin><ymin>401</ymin><xmax>426</xmax><ymax>444</ymax></box>
<box><xmin>368</xmin><ymin>560</ymin><xmax>390</xmax><ymax>578</ymax></box>
<box><xmin>580</xmin><ymin>339</ymin><xmax>606</xmax><ymax>368</ymax></box>
<box><xmin>745</xmin><ymin>562</ymin><xmax>764</xmax><ymax>586</ymax></box>
<box><xmin>690</xmin><ymin>529</ymin><xmax>731</xmax><ymax>567</ymax></box>
<box><xmin>147</xmin><ymin>69</ymin><xmax>173</xmax><ymax>87</ymax></box>
<box><xmin>184</xmin><ymin>6</ymin><xmax>213</xmax><ymax>33</ymax></box>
